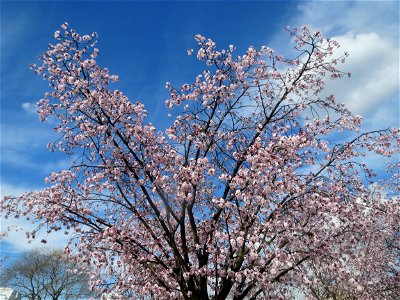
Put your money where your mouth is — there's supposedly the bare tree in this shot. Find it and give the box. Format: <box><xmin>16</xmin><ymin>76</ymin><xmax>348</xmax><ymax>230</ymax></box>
<box><xmin>1</xmin><ymin>249</ymin><xmax>91</xmax><ymax>300</ymax></box>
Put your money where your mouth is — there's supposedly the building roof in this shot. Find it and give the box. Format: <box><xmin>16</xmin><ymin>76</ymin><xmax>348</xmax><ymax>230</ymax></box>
<box><xmin>0</xmin><ymin>288</ymin><xmax>21</xmax><ymax>300</ymax></box>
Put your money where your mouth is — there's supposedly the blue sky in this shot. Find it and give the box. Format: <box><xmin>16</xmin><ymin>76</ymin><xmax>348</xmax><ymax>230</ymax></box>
<box><xmin>1</xmin><ymin>1</ymin><xmax>399</xmax><ymax>265</ymax></box>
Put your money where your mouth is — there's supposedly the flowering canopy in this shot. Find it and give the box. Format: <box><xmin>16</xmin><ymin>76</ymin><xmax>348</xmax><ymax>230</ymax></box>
<box><xmin>2</xmin><ymin>23</ymin><xmax>399</xmax><ymax>299</ymax></box>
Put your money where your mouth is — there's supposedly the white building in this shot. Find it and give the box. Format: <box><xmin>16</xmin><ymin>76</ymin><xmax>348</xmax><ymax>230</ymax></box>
<box><xmin>0</xmin><ymin>288</ymin><xmax>21</xmax><ymax>300</ymax></box>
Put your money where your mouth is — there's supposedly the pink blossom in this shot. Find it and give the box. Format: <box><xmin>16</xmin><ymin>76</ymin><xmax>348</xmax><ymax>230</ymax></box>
<box><xmin>1</xmin><ymin>23</ymin><xmax>399</xmax><ymax>300</ymax></box>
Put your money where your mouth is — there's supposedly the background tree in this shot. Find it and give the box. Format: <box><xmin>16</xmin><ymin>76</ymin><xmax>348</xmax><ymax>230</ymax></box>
<box><xmin>0</xmin><ymin>249</ymin><xmax>91</xmax><ymax>300</ymax></box>
<box><xmin>286</xmin><ymin>194</ymin><xmax>400</xmax><ymax>299</ymax></box>
<box><xmin>1</xmin><ymin>23</ymin><xmax>399</xmax><ymax>299</ymax></box>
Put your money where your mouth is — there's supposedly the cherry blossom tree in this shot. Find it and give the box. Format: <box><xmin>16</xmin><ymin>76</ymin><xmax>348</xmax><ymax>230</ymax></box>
<box><xmin>2</xmin><ymin>23</ymin><xmax>399</xmax><ymax>299</ymax></box>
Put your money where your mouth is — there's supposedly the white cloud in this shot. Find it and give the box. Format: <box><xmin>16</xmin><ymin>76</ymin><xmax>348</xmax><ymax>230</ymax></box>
<box><xmin>324</xmin><ymin>32</ymin><xmax>399</xmax><ymax>114</ymax></box>
<box><xmin>363</xmin><ymin>95</ymin><xmax>399</xmax><ymax>131</ymax></box>
<box><xmin>0</xmin><ymin>13</ymin><xmax>30</xmax><ymax>59</ymax></box>
<box><xmin>1</xmin><ymin>217</ymin><xmax>70</xmax><ymax>251</ymax></box>
<box><xmin>295</xmin><ymin>1</ymin><xmax>399</xmax><ymax>40</ymax></box>
<box><xmin>1</xmin><ymin>182</ymin><xmax>70</xmax><ymax>251</ymax></box>
<box><xmin>0</xmin><ymin>114</ymin><xmax>72</xmax><ymax>175</ymax></box>
<box><xmin>267</xmin><ymin>1</ymin><xmax>399</xmax><ymax>179</ymax></box>
<box><xmin>286</xmin><ymin>0</ymin><xmax>399</xmax><ymax>125</ymax></box>
<box><xmin>0</xmin><ymin>182</ymin><xmax>31</xmax><ymax>199</ymax></box>
<box><xmin>21</xmin><ymin>102</ymin><xmax>37</xmax><ymax>114</ymax></box>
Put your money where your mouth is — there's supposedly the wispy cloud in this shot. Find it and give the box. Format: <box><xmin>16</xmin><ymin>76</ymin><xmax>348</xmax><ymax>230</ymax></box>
<box><xmin>0</xmin><ymin>11</ymin><xmax>30</xmax><ymax>58</ymax></box>
<box><xmin>1</xmin><ymin>102</ymin><xmax>72</xmax><ymax>176</ymax></box>
<box><xmin>295</xmin><ymin>1</ymin><xmax>399</xmax><ymax>39</ymax></box>
<box><xmin>1</xmin><ymin>182</ymin><xmax>70</xmax><ymax>252</ymax></box>
<box><xmin>0</xmin><ymin>182</ymin><xmax>31</xmax><ymax>199</ymax></box>
<box><xmin>324</xmin><ymin>32</ymin><xmax>398</xmax><ymax>114</ymax></box>
<box><xmin>21</xmin><ymin>102</ymin><xmax>37</xmax><ymax>114</ymax></box>
<box><xmin>263</xmin><ymin>1</ymin><xmax>399</xmax><ymax>181</ymax></box>
<box><xmin>1</xmin><ymin>216</ymin><xmax>70</xmax><ymax>252</ymax></box>
<box><xmin>289</xmin><ymin>0</ymin><xmax>399</xmax><ymax>126</ymax></box>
